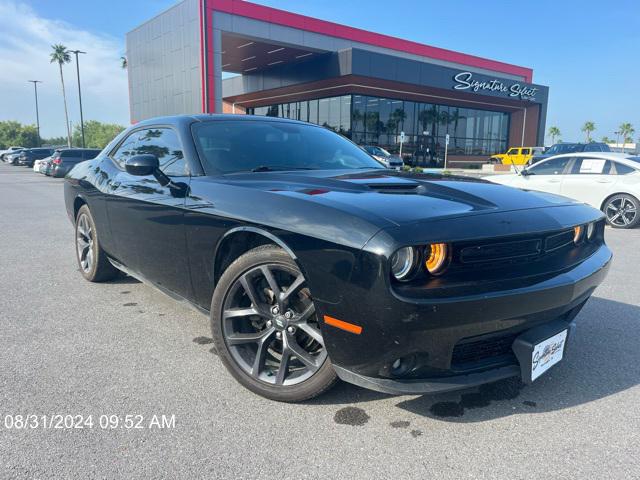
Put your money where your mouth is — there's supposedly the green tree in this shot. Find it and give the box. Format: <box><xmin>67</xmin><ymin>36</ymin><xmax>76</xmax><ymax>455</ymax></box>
<box><xmin>50</xmin><ymin>44</ymin><xmax>72</xmax><ymax>148</ymax></box>
<box><xmin>0</xmin><ymin>121</ymin><xmax>40</xmax><ymax>149</ymax></box>
<box><xmin>42</xmin><ymin>136</ymin><xmax>68</xmax><ymax>147</ymax></box>
<box><xmin>618</xmin><ymin>122</ymin><xmax>635</xmax><ymax>153</ymax></box>
<box><xmin>120</xmin><ymin>56</ymin><xmax>127</xmax><ymax>69</ymax></box>
<box><xmin>581</xmin><ymin>121</ymin><xmax>596</xmax><ymax>142</ymax></box>
<box><xmin>548</xmin><ymin>126</ymin><xmax>561</xmax><ymax>144</ymax></box>
<box><xmin>72</xmin><ymin>120</ymin><xmax>125</xmax><ymax>149</ymax></box>
<box><xmin>601</xmin><ymin>136</ymin><xmax>612</xmax><ymax>144</ymax></box>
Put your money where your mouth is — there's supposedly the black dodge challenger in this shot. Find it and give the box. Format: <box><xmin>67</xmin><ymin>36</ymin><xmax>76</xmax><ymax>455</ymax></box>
<box><xmin>64</xmin><ymin>115</ymin><xmax>611</xmax><ymax>402</ymax></box>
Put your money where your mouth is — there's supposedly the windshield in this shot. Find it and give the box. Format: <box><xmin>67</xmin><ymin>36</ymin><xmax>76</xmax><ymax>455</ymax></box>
<box><xmin>545</xmin><ymin>144</ymin><xmax>581</xmax><ymax>155</ymax></box>
<box><xmin>365</xmin><ymin>146</ymin><xmax>391</xmax><ymax>157</ymax></box>
<box><xmin>193</xmin><ymin>120</ymin><xmax>384</xmax><ymax>174</ymax></box>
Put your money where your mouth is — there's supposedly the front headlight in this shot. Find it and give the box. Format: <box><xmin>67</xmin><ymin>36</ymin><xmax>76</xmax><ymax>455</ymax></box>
<box><xmin>390</xmin><ymin>247</ymin><xmax>417</xmax><ymax>281</ymax></box>
<box><xmin>425</xmin><ymin>243</ymin><xmax>450</xmax><ymax>275</ymax></box>
<box><xmin>586</xmin><ymin>222</ymin><xmax>596</xmax><ymax>241</ymax></box>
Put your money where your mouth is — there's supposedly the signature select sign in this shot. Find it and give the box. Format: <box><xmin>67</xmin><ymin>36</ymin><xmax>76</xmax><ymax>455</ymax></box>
<box><xmin>453</xmin><ymin>71</ymin><xmax>538</xmax><ymax>101</ymax></box>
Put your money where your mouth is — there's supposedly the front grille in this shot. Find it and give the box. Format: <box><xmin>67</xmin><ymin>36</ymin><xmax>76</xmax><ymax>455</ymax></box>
<box><xmin>545</xmin><ymin>229</ymin><xmax>575</xmax><ymax>252</ymax></box>
<box><xmin>451</xmin><ymin>332</ymin><xmax>518</xmax><ymax>368</ymax></box>
<box><xmin>460</xmin><ymin>238</ymin><xmax>542</xmax><ymax>264</ymax></box>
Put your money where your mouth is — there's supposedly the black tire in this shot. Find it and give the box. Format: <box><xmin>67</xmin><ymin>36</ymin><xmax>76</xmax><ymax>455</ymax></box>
<box><xmin>211</xmin><ymin>245</ymin><xmax>337</xmax><ymax>402</ymax></box>
<box><xmin>75</xmin><ymin>205</ymin><xmax>120</xmax><ymax>282</ymax></box>
<box><xmin>603</xmin><ymin>194</ymin><xmax>640</xmax><ymax>229</ymax></box>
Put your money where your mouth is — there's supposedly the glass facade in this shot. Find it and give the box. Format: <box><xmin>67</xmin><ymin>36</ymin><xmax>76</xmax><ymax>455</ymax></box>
<box><xmin>250</xmin><ymin>95</ymin><xmax>352</xmax><ymax>137</ymax></box>
<box><xmin>247</xmin><ymin>94</ymin><xmax>509</xmax><ymax>163</ymax></box>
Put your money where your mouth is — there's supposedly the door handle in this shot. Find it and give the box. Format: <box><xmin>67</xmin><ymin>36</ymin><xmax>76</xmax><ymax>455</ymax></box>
<box><xmin>547</xmin><ymin>179</ymin><xmax>561</xmax><ymax>183</ymax></box>
<box><xmin>595</xmin><ymin>179</ymin><xmax>612</xmax><ymax>183</ymax></box>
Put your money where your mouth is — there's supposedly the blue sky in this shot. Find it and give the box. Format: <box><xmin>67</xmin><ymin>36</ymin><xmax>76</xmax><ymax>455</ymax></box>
<box><xmin>3</xmin><ymin>0</ymin><xmax>639</xmax><ymax>143</ymax></box>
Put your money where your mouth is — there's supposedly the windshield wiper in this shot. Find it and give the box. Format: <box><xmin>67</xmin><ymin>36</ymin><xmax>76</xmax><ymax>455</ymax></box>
<box><xmin>250</xmin><ymin>165</ymin><xmax>316</xmax><ymax>172</ymax></box>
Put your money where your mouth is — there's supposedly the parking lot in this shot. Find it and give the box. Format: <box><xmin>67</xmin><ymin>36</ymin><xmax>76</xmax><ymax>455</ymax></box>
<box><xmin>1</xmin><ymin>161</ymin><xmax>639</xmax><ymax>479</ymax></box>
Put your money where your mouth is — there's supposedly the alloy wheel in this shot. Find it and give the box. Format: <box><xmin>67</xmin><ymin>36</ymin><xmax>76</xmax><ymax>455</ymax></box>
<box><xmin>606</xmin><ymin>196</ymin><xmax>637</xmax><ymax>227</ymax></box>
<box><xmin>222</xmin><ymin>264</ymin><xmax>326</xmax><ymax>386</ymax></box>
<box><xmin>76</xmin><ymin>213</ymin><xmax>94</xmax><ymax>273</ymax></box>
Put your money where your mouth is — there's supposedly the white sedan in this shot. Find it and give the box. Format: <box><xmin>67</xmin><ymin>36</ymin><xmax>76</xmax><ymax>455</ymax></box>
<box><xmin>486</xmin><ymin>152</ymin><xmax>640</xmax><ymax>229</ymax></box>
<box><xmin>33</xmin><ymin>156</ymin><xmax>51</xmax><ymax>172</ymax></box>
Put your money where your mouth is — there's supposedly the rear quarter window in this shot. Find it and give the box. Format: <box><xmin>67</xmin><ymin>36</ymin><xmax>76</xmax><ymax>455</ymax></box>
<box><xmin>82</xmin><ymin>150</ymin><xmax>101</xmax><ymax>160</ymax></box>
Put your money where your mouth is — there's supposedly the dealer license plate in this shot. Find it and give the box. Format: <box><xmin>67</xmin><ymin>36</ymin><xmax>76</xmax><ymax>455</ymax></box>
<box><xmin>530</xmin><ymin>330</ymin><xmax>567</xmax><ymax>381</ymax></box>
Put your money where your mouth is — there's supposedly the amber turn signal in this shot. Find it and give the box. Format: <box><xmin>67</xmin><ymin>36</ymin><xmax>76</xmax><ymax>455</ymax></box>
<box><xmin>573</xmin><ymin>225</ymin><xmax>583</xmax><ymax>244</ymax></box>
<box><xmin>425</xmin><ymin>243</ymin><xmax>449</xmax><ymax>275</ymax></box>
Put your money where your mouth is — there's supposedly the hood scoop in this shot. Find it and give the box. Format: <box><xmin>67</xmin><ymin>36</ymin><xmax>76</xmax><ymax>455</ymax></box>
<box><xmin>366</xmin><ymin>182</ymin><xmax>422</xmax><ymax>195</ymax></box>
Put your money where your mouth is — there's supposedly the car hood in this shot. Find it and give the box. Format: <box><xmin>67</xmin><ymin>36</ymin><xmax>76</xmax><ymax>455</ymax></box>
<box><xmin>213</xmin><ymin>169</ymin><xmax>576</xmax><ymax>226</ymax></box>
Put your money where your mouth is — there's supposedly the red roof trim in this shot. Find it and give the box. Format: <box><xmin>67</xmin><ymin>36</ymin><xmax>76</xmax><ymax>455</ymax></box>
<box><xmin>208</xmin><ymin>0</ymin><xmax>533</xmax><ymax>82</ymax></box>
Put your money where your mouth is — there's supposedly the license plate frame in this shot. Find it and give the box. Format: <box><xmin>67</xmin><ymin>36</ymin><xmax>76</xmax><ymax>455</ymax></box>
<box><xmin>530</xmin><ymin>329</ymin><xmax>567</xmax><ymax>381</ymax></box>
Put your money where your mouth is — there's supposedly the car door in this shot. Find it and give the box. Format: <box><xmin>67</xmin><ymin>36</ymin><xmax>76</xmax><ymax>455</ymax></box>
<box><xmin>519</xmin><ymin>156</ymin><xmax>573</xmax><ymax>194</ymax></box>
<box><xmin>560</xmin><ymin>157</ymin><xmax>618</xmax><ymax>208</ymax></box>
<box><xmin>105</xmin><ymin>126</ymin><xmax>193</xmax><ymax>298</ymax></box>
<box><xmin>504</xmin><ymin>148</ymin><xmax>520</xmax><ymax>165</ymax></box>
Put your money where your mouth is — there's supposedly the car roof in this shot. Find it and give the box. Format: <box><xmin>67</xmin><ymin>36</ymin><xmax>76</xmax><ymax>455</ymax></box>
<box><xmin>132</xmin><ymin>113</ymin><xmax>316</xmax><ymax>129</ymax></box>
<box><xmin>529</xmin><ymin>152</ymin><xmax>640</xmax><ymax>169</ymax></box>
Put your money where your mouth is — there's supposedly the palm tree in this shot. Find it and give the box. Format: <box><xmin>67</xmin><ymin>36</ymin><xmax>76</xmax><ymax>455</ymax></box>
<box><xmin>50</xmin><ymin>44</ymin><xmax>72</xmax><ymax>147</ymax></box>
<box><xmin>120</xmin><ymin>56</ymin><xmax>128</xmax><ymax>69</ymax></box>
<box><xmin>548</xmin><ymin>126</ymin><xmax>561</xmax><ymax>144</ymax></box>
<box><xmin>618</xmin><ymin>123</ymin><xmax>634</xmax><ymax>153</ymax></box>
<box><xmin>601</xmin><ymin>136</ymin><xmax>612</xmax><ymax>144</ymax></box>
<box><xmin>581</xmin><ymin>121</ymin><xmax>595</xmax><ymax>143</ymax></box>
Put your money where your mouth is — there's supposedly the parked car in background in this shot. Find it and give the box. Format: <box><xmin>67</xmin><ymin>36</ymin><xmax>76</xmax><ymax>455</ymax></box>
<box><xmin>40</xmin><ymin>158</ymin><xmax>53</xmax><ymax>175</ymax></box>
<box><xmin>34</xmin><ymin>156</ymin><xmax>52</xmax><ymax>172</ymax></box>
<box><xmin>489</xmin><ymin>146</ymin><xmax>544</xmax><ymax>165</ymax></box>
<box><xmin>362</xmin><ymin>145</ymin><xmax>404</xmax><ymax>170</ymax></box>
<box><xmin>17</xmin><ymin>148</ymin><xmax>54</xmax><ymax>167</ymax></box>
<box><xmin>529</xmin><ymin>143</ymin><xmax>610</xmax><ymax>165</ymax></box>
<box><xmin>50</xmin><ymin>148</ymin><xmax>101</xmax><ymax>178</ymax></box>
<box><xmin>487</xmin><ymin>152</ymin><xmax>640</xmax><ymax>228</ymax></box>
<box><xmin>4</xmin><ymin>149</ymin><xmax>27</xmax><ymax>165</ymax></box>
<box><xmin>0</xmin><ymin>146</ymin><xmax>24</xmax><ymax>161</ymax></box>
<box><xmin>64</xmin><ymin>114</ymin><xmax>610</xmax><ymax>402</ymax></box>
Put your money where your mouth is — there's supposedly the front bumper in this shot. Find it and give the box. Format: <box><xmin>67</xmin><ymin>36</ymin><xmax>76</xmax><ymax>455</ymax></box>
<box><xmin>322</xmin><ymin>245</ymin><xmax>611</xmax><ymax>394</ymax></box>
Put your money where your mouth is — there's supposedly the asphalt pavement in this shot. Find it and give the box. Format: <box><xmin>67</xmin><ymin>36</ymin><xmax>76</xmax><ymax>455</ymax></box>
<box><xmin>1</xmin><ymin>162</ymin><xmax>639</xmax><ymax>479</ymax></box>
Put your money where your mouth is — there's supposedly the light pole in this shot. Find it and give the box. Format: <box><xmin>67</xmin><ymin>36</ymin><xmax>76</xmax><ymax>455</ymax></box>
<box><xmin>28</xmin><ymin>80</ymin><xmax>42</xmax><ymax>146</ymax></box>
<box><xmin>70</xmin><ymin>49</ymin><xmax>86</xmax><ymax>147</ymax></box>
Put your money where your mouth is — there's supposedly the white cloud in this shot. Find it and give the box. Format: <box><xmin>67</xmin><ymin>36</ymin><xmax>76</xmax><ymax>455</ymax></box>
<box><xmin>0</xmin><ymin>1</ymin><xmax>129</xmax><ymax>138</ymax></box>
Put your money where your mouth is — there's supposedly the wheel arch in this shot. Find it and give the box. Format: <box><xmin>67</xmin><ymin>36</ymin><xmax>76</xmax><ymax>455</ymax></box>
<box><xmin>600</xmin><ymin>191</ymin><xmax>640</xmax><ymax>211</ymax></box>
<box><xmin>73</xmin><ymin>195</ymin><xmax>88</xmax><ymax>220</ymax></box>
<box><xmin>212</xmin><ymin>227</ymin><xmax>299</xmax><ymax>286</ymax></box>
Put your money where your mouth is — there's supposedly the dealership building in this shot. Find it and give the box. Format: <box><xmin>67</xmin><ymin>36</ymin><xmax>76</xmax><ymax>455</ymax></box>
<box><xmin>126</xmin><ymin>0</ymin><xmax>549</xmax><ymax>165</ymax></box>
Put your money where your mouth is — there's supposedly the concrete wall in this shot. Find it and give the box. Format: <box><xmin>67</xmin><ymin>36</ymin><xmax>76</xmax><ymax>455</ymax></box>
<box><xmin>126</xmin><ymin>0</ymin><xmax>202</xmax><ymax>122</ymax></box>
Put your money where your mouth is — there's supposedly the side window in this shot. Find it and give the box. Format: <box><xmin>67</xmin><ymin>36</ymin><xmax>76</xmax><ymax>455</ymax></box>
<box><xmin>521</xmin><ymin>148</ymin><xmax>531</xmax><ymax>155</ymax></box>
<box><xmin>135</xmin><ymin>128</ymin><xmax>187</xmax><ymax>176</ymax></box>
<box><xmin>571</xmin><ymin>158</ymin><xmax>611</xmax><ymax>174</ymax></box>
<box><xmin>583</xmin><ymin>144</ymin><xmax>601</xmax><ymax>152</ymax></box>
<box><xmin>111</xmin><ymin>133</ymin><xmax>139</xmax><ymax>168</ymax></box>
<box><xmin>612</xmin><ymin>162</ymin><xmax>636</xmax><ymax>175</ymax></box>
<box><xmin>507</xmin><ymin>148</ymin><xmax>518</xmax><ymax>155</ymax></box>
<box><xmin>83</xmin><ymin>150</ymin><xmax>100</xmax><ymax>160</ymax></box>
<box><xmin>528</xmin><ymin>157</ymin><xmax>571</xmax><ymax>175</ymax></box>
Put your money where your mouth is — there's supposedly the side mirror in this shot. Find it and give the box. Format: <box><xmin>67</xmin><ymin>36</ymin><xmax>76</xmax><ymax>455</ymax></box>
<box><xmin>520</xmin><ymin>168</ymin><xmax>530</xmax><ymax>177</ymax></box>
<box><xmin>125</xmin><ymin>154</ymin><xmax>159</xmax><ymax>176</ymax></box>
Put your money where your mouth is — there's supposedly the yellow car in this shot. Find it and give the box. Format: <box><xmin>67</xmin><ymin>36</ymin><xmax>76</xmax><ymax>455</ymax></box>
<box><xmin>489</xmin><ymin>147</ymin><xmax>543</xmax><ymax>165</ymax></box>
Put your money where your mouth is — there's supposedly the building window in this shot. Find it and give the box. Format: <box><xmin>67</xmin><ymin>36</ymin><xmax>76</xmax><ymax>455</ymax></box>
<box><xmin>247</xmin><ymin>94</ymin><xmax>509</xmax><ymax>160</ymax></box>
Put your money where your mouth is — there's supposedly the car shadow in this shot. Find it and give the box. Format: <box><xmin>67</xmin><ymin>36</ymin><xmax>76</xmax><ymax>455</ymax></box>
<box><xmin>109</xmin><ymin>275</ymin><xmax>142</xmax><ymax>285</ymax></box>
<box><xmin>311</xmin><ymin>297</ymin><xmax>640</xmax><ymax>422</ymax></box>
